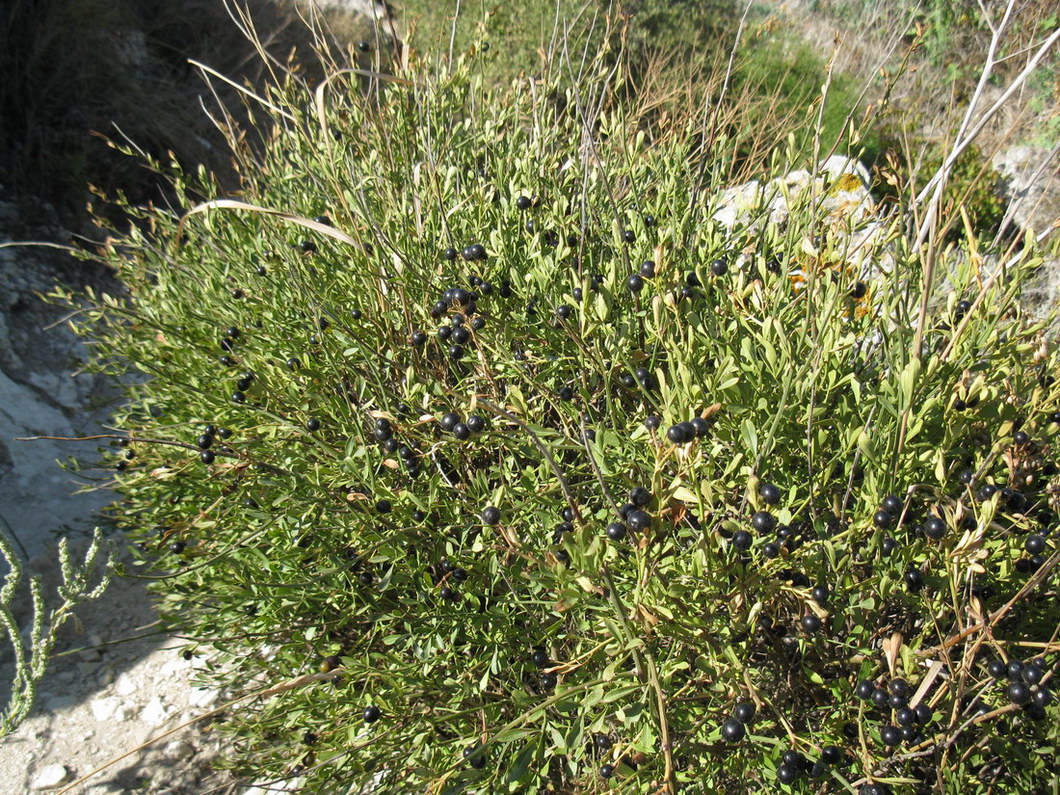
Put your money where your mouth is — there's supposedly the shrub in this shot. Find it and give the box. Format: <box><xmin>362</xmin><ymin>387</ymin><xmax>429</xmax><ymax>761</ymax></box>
<box><xmin>57</xmin><ymin>25</ymin><xmax>1060</xmax><ymax>795</ymax></box>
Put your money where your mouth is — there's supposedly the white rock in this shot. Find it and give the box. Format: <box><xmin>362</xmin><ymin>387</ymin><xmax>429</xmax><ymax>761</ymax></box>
<box><xmin>165</xmin><ymin>740</ymin><xmax>195</xmax><ymax>759</ymax></box>
<box><xmin>114</xmin><ymin>672</ymin><xmax>136</xmax><ymax>696</ymax></box>
<box><xmin>30</xmin><ymin>763</ymin><xmax>72</xmax><ymax>790</ymax></box>
<box><xmin>188</xmin><ymin>686</ymin><xmax>221</xmax><ymax>709</ymax></box>
<box><xmin>140</xmin><ymin>696</ymin><xmax>170</xmax><ymax>726</ymax></box>
<box><xmin>820</xmin><ymin>154</ymin><xmax>871</xmax><ymax>187</ymax></box>
<box><xmin>160</xmin><ymin>657</ymin><xmax>190</xmax><ymax>677</ymax></box>
<box><xmin>89</xmin><ymin>695</ymin><xmax>117</xmax><ymax>721</ymax></box>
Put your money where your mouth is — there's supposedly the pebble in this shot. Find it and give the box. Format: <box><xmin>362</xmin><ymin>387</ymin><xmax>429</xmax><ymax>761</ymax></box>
<box><xmin>165</xmin><ymin>740</ymin><xmax>195</xmax><ymax>758</ymax></box>
<box><xmin>188</xmin><ymin>687</ymin><xmax>221</xmax><ymax>709</ymax></box>
<box><xmin>115</xmin><ymin>673</ymin><xmax>136</xmax><ymax>696</ymax></box>
<box><xmin>30</xmin><ymin>763</ymin><xmax>72</xmax><ymax>790</ymax></box>
<box><xmin>90</xmin><ymin>696</ymin><xmax>130</xmax><ymax>722</ymax></box>
<box><xmin>140</xmin><ymin>696</ymin><xmax>169</xmax><ymax>726</ymax></box>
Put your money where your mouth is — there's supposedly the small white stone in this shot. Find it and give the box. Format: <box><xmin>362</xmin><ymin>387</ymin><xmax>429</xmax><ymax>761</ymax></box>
<box><xmin>160</xmin><ymin>658</ymin><xmax>188</xmax><ymax>677</ymax></box>
<box><xmin>30</xmin><ymin>763</ymin><xmax>72</xmax><ymax>790</ymax></box>
<box><xmin>188</xmin><ymin>686</ymin><xmax>220</xmax><ymax>708</ymax></box>
<box><xmin>114</xmin><ymin>672</ymin><xmax>136</xmax><ymax>696</ymax></box>
<box><xmin>90</xmin><ymin>695</ymin><xmax>120</xmax><ymax>722</ymax></box>
<box><xmin>165</xmin><ymin>740</ymin><xmax>195</xmax><ymax>758</ymax></box>
<box><xmin>140</xmin><ymin>696</ymin><xmax>169</xmax><ymax>726</ymax></box>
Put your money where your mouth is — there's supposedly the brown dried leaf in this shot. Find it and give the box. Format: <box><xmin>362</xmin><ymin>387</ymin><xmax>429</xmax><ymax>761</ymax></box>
<box><xmin>883</xmin><ymin>632</ymin><xmax>903</xmax><ymax>676</ymax></box>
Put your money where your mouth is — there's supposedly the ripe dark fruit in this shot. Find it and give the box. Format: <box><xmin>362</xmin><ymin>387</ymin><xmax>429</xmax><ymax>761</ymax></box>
<box><xmin>626</xmin><ymin>273</ymin><xmax>644</xmax><ymax>293</ymax></box>
<box><xmin>856</xmin><ymin>680</ymin><xmax>874</xmax><ymax>700</ymax></box>
<box><xmin>200</xmin><ymin>450</ymin><xmax>215</xmax><ymax>465</ymax></box>
<box><xmin>710</xmin><ymin>259</ymin><xmax>728</xmax><ymax>276</ymax></box>
<box><xmin>466</xmin><ymin>415</ymin><xmax>486</xmax><ymax>433</ymax></box>
<box><xmin>1025</xmin><ymin>534</ymin><xmax>1046</xmax><ymax>555</ymax></box>
<box><xmin>811</xmin><ymin>585</ymin><xmax>828</xmax><ymax>604</ymax></box>
<box><xmin>452</xmin><ymin>422</ymin><xmax>470</xmax><ymax>440</ymax></box>
<box><xmin>439</xmin><ymin>586</ymin><xmax>459</xmax><ymax>602</ymax></box>
<box><xmin>871</xmin><ymin>688</ymin><xmax>889</xmax><ymax>708</ymax></box>
<box><xmin>463</xmin><ymin>746</ymin><xmax>486</xmax><ymax>769</ymax></box>
<box><xmin>732</xmin><ymin>530</ymin><xmax>753</xmax><ymax>551</ymax></box>
<box><xmin>888</xmin><ymin>678</ymin><xmax>909</xmax><ymax>698</ymax></box>
<box><xmin>515</xmin><ymin>195</ymin><xmax>532</xmax><ymax>210</ymax></box>
<box><xmin>645</xmin><ymin>415</ymin><xmax>661</xmax><ymax>432</ymax></box>
<box><xmin>881</xmin><ymin>495</ymin><xmax>903</xmax><ymax>514</ymax></box>
<box><xmin>759</xmin><ymin>483</ymin><xmax>781</xmax><ymax>505</ymax></box>
<box><xmin>622</xmin><ymin>229</ymin><xmax>635</xmax><ymax>244</ymax></box>
<box><xmin>800</xmin><ymin>614</ymin><xmax>822</xmax><ymax>633</ymax></box>
<box><xmin>733</xmin><ymin>701</ymin><xmax>756</xmax><ymax>724</ymax></box>
<box><xmin>607</xmin><ymin>522</ymin><xmax>628</xmax><ymax>541</ymax></box>
<box><xmin>629</xmin><ymin>486</ymin><xmax>651</xmax><ymax>507</ymax></box>
<box><xmin>1021</xmin><ymin>663</ymin><xmax>1043</xmax><ymax>686</ymax></box>
<box><xmin>440</xmin><ymin>412</ymin><xmax>460</xmax><ymax>432</ymax></box>
<box><xmin>1007</xmin><ymin>682</ymin><xmax>1032</xmax><ymax>705</ymax></box>
<box><xmin>627</xmin><ymin>510</ymin><xmax>651</xmax><ymax>531</ymax></box>
<box><xmin>776</xmin><ymin>764</ymin><xmax>798</xmax><ymax>784</ymax></box>
<box><xmin>1013</xmin><ymin>430</ymin><xmax>1030</xmax><ymax>446</ymax></box>
<box><xmin>880</xmin><ymin>725</ymin><xmax>901</xmax><ymax>746</ymax></box>
<box><xmin>197</xmin><ymin>434</ymin><xmax>213</xmax><ymax>449</ymax></box>
<box><xmin>922</xmin><ymin>517</ymin><xmax>946</xmax><ymax>540</ymax></box>
<box><xmin>762</xmin><ymin>542</ymin><xmax>780</xmax><ymax>559</ymax></box>
<box><xmin>721</xmin><ymin>718</ymin><xmax>745</xmax><ymax>742</ymax></box>
<box><xmin>531</xmin><ymin>648</ymin><xmax>549</xmax><ymax>667</ymax></box>
<box><xmin>363</xmin><ymin>705</ymin><xmax>381</xmax><ymax>723</ymax></box>
<box><xmin>873</xmin><ymin>510</ymin><xmax>895</xmax><ymax>529</ymax></box>
<box><xmin>640</xmin><ymin>260</ymin><xmax>656</xmax><ymax>278</ymax></box>
<box><xmin>904</xmin><ymin>569</ymin><xmax>923</xmax><ymax>590</ymax></box>
<box><xmin>600</xmin><ymin>764</ymin><xmax>615</xmax><ymax>779</ymax></box>
<box><xmin>821</xmin><ymin>746</ymin><xmax>842</xmax><ymax>765</ymax></box>
<box><xmin>751</xmin><ymin>511</ymin><xmax>777</xmax><ymax>533</ymax></box>
<box><xmin>482</xmin><ymin>506</ymin><xmax>501</xmax><ymax>525</ymax></box>
<box><xmin>666</xmin><ymin>424</ymin><xmax>691</xmax><ymax>445</ymax></box>
<box><xmin>306</xmin><ymin>418</ymin><xmax>321</xmax><ymax>432</ymax></box>
<box><xmin>443</xmin><ymin>247</ymin><xmax>458</xmax><ymax>261</ymax></box>
<box><xmin>1007</xmin><ymin>659</ymin><xmax>1024</xmax><ymax>680</ymax></box>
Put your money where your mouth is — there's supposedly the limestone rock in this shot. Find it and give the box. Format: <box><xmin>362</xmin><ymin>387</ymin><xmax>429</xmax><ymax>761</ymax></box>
<box><xmin>30</xmin><ymin>763</ymin><xmax>73</xmax><ymax>790</ymax></box>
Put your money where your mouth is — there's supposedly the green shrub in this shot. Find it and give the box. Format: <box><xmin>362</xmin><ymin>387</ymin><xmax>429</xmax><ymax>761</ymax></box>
<box><xmin>58</xmin><ymin>30</ymin><xmax>1060</xmax><ymax>795</ymax></box>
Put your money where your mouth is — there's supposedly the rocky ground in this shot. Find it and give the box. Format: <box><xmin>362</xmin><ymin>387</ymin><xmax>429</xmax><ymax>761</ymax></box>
<box><xmin>0</xmin><ymin>198</ymin><xmax>237</xmax><ymax>793</ymax></box>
